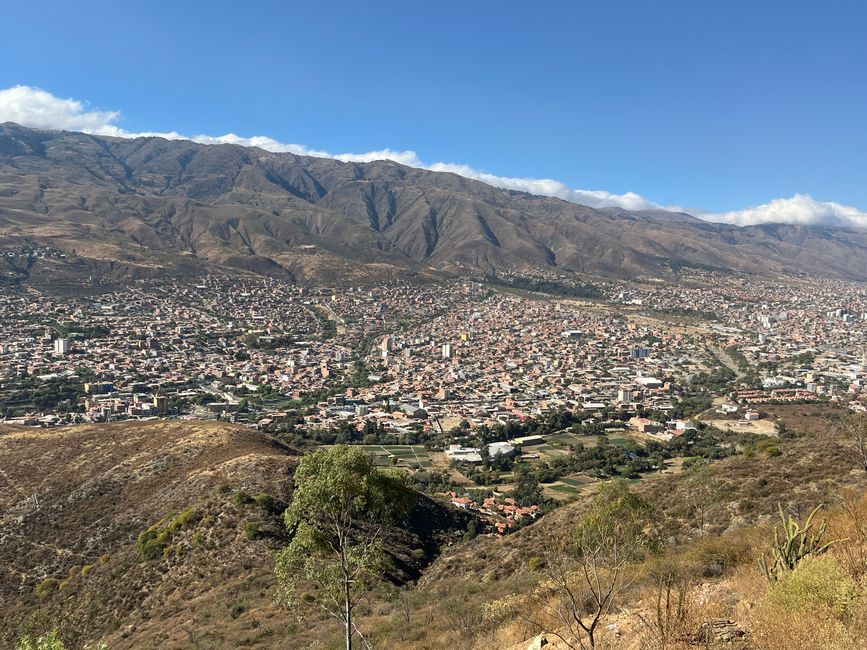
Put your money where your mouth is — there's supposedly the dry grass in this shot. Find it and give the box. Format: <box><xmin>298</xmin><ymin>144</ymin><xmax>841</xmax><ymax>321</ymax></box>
<box><xmin>5</xmin><ymin>413</ymin><xmax>867</xmax><ymax>649</ymax></box>
<box><xmin>734</xmin><ymin>493</ymin><xmax>867</xmax><ymax>650</ymax></box>
<box><xmin>371</xmin><ymin>427</ymin><xmax>867</xmax><ymax>650</ymax></box>
<box><xmin>1</xmin><ymin>420</ymin><xmax>472</xmax><ymax>649</ymax></box>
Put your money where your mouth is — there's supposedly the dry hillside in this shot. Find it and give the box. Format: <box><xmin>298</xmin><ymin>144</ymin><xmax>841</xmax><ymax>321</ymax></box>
<box><xmin>4</xmin><ymin>123</ymin><xmax>867</xmax><ymax>284</ymax></box>
<box><xmin>0</xmin><ymin>420</ymin><xmax>469</xmax><ymax>649</ymax></box>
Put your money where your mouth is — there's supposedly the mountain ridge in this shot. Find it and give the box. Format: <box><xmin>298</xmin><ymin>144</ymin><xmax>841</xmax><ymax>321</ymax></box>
<box><xmin>2</xmin><ymin>122</ymin><xmax>867</xmax><ymax>284</ymax></box>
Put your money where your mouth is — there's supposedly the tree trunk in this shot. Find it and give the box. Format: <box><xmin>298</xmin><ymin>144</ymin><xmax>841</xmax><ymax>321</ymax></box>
<box><xmin>344</xmin><ymin>588</ymin><xmax>353</xmax><ymax>650</ymax></box>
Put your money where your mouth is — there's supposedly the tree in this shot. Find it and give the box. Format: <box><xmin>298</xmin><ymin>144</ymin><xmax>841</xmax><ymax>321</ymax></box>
<box><xmin>511</xmin><ymin>467</ymin><xmax>547</xmax><ymax>506</ymax></box>
<box><xmin>500</xmin><ymin>481</ymin><xmax>652</xmax><ymax>649</ymax></box>
<box><xmin>683</xmin><ymin>460</ymin><xmax>724</xmax><ymax>538</ymax></box>
<box><xmin>567</xmin><ymin>481</ymin><xmax>652</xmax><ymax>647</ymax></box>
<box><xmin>838</xmin><ymin>413</ymin><xmax>867</xmax><ymax>473</ymax></box>
<box><xmin>275</xmin><ymin>446</ymin><xmax>414</xmax><ymax>650</ymax></box>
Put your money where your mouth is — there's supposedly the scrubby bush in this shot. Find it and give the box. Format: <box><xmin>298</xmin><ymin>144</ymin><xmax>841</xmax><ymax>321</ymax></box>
<box><xmin>137</xmin><ymin>509</ymin><xmax>202</xmax><ymax>559</ymax></box>
<box><xmin>751</xmin><ymin>555</ymin><xmax>864</xmax><ymax>650</ymax></box>
<box><xmin>254</xmin><ymin>493</ymin><xmax>275</xmax><ymax>511</ymax></box>
<box><xmin>254</xmin><ymin>492</ymin><xmax>286</xmax><ymax>514</ymax></box>
<box><xmin>35</xmin><ymin>578</ymin><xmax>59</xmax><ymax>598</ymax></box>
<box><xmin>764</xmin><ymin>555</ymin><xmax>859</xmax><ymax>615</ymax></box>
<box><xmin>244</xmin><ymin>521</ymin><xmax>261</xmax><ymax>540</ymax></box>
<box><xmin>16</xmin><ymin>629</ymin><xmax>67</xmax><ymax>650</ymax></box>
<box><xmin>684</xmin><ymin>534</ymin><xmax>753</xmax><ymax>578</ymax></box>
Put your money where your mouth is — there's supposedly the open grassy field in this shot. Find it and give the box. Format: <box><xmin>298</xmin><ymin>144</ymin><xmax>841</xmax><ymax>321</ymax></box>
<box><xmin>357</xmin><ymin>444</ymin><xmax>433</xmax><ymax>469</ymax></box>
<box><xmin>760</xmin><ymin>401</ymin><xmax>846</xmax><ymax>435</ymax></box>
<box><xmin>543</xmin><ymin>472</ymin><xmax>600</xmax><ymax>500</ymax></box>
<box><xmin>545</xmin><ymin>430</ymin><xmax>637</xmax><ymax>449</ymax></box>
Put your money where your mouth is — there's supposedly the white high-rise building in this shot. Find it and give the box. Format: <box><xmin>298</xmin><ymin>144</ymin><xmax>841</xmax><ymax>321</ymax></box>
<box><xmin>442</xmin><ymin>343</ymin><xmax>454</xmax><ymax>360</ymax></box>
<box><xmin>380</xmin><ymin>335</ymin><xmax>393</xmax><ymax>358</ymax></box>
<box><xmin>53</xmin><ymin>338</ymin><xmax>70</xmax><ymax>355</ymax></box>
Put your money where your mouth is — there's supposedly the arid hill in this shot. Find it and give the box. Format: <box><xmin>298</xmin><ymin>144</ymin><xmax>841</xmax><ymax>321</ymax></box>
<box><xmin>0</xmin><ymin>420</ymin><xmax>470</xmax><ymax>649</ymax></box>
<box><xmin>370</xmin><ymin>420</ymin><xmax>867</xmax><ymax>649</ymax></box>
<box><xmin>3</xmin><ymin>123</ymin><xmax>867</xmax><ymax>284</ymax></box>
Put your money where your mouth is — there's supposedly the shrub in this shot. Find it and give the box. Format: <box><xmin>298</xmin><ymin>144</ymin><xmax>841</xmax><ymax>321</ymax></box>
<box><xmin>254</xmin><ymin>492</ymin><xmax>277</xmax><ymax>512</ymax></box>
<box><xmin>230</xmin><ymin>602</ymin><xmax>247</xmax><ymax>619</ymax></box>
<box><xmin>35</xmin><ymin>578</ymin><xmax>59</xmax><ymax>598</ymax></box>
<box><xmin>684</xmin><ymin>535</ymin><xmax>752</xmax><ymax>578</ymax></box>
<box><xmin>137</xmin><ymin>509</ymin><xmax>202</xmax><ymax>559</ymax></box>
<box><xmin>750</xmin><ymin>555</ymin><xmax>864</xmax><ymax>650</ymax></box>
<box><xmin>16</xmin><ymin>629</ymin><xmax>68</xmax><ymax>650</ymax></box>
<box><xmin>244</xmin><ymin>521</ymin><xmax>261</xmax><ymax>540</ymax></box>
<box><xmin>137</xmin><ymin>525</ymin><xmax>169</xmax><ymax>560</ymax></box>
<box><xmin>234</xmin><ymin>490</ymin><xmax>252</xmax><ymax>506</ymax></box>
<box><xmin>171</xmin><ymin>508</ymin><xmax>202</xmax><ymax>531</ymax></box>
<box><xmin>254</xmin><ymin>492</ymin><xmax>273</xmax><ymax>507</ymax></box>
<box><xmin>764</xmin><ymin>555</ymin><xmax>858</xmax><ymax>615</ymax></box>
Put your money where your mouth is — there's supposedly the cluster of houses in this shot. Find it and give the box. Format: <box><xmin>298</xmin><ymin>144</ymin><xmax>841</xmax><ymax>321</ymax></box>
<box><xmin>446</xmin><ymin>491</ymin><xmax>540</xmax><ymax>534</ymax></box>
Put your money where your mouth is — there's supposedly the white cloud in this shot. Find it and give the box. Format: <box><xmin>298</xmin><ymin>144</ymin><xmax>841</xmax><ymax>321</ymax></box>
<box><xmin>0</xmin><ymin>85</ymin><xmax>123</xmax><ymax>134</ymax></box>
<box><xmin>189</xmin><ymin>132</ymin><xmax>332</xmax><ymax>158</ymax></box>
<box><xmin>1</xmin><ymin>85</ymin><xmax>865</xmax><ymax>226</ymax></box>
<box><xmin>427</xmin><ymin>162</ymin><xmax>658</xmax><ymax>210</ymax></box>
<box><xmin>702</xmin><ymin>194</ymin><xmax>867</xmax><ymax>229</ymax></box>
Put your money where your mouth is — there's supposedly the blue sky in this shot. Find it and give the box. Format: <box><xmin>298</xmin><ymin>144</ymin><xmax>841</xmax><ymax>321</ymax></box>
<box><xmin>1</xmin><ymin>0</ymin><xmax>866</xmax><ymax>225</ymax></box>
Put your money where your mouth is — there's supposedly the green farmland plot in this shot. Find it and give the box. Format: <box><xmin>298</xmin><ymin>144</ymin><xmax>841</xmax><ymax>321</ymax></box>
<box><xmin>356</xmin><ymin>444</ymin><xmax>432</xmax><ymax>469</ymax></box>
<box><xmin>558</xmin><ymin>474</ymin><xmax>596</xmax><ymax>487</ymax></box>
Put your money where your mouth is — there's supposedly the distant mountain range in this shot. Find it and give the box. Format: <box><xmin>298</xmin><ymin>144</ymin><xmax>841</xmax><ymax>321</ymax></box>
<box><xmin>2</xmin><ymin>122</ymin><xmax>867</xmax><ymax>284</ymax></box>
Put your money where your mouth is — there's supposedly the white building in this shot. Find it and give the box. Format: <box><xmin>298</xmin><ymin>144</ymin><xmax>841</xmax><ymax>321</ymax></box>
<box><xmin>445</xmin><ymin>444</ymin><xmax>483</xmax><ymax>464</ymax></box>
<box><xmin>53</xmin><ymin>338</ymin><xmax>70</xmax><ymax>356</ymax></box>
<box><xmin>487</xmin><ymin>441</ymin><xmax>516</xmax><ymax>459</ymax></box>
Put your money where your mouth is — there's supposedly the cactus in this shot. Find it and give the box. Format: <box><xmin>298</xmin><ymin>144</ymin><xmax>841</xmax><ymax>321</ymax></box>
<box><xmin>760</xmin><ymin>503</ymin><xmax>840</xmax><ymax>581</ymax></box>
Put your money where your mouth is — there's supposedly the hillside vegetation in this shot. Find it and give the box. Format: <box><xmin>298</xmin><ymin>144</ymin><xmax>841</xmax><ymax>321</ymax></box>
<box><xmin>0</xmin><ymin>421</ymin><xmax>469</xmax><ymax>649</ymax></box>
<box><xmin>5</xmin><ymin>414</ymin><xmax>867</xmax><ymax>649</ymax></box>
<box><xmin>361</xmin><ymin>427</ymin><xmax>867</xmax><ymax>649</ymax></box>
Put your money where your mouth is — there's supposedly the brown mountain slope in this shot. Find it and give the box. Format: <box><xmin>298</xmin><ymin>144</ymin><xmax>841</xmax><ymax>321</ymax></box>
<box><xmin>0</xmin><ymin>421</ymin><xmax>470</xmax><ymax>649</ymax></box>
<box><xmin>3</xmin><ymin>123</ymin><xmax>867</xmax><ymax>283</ymax></box>
<box><xmin>364</xmin><ymin>425</ymin><xmax>867</xmax><ymax>649</ymax></box>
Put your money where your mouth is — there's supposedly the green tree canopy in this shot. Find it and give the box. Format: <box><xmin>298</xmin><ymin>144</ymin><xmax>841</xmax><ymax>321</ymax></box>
<box><xmin>275</xmin><ymin>445</ymin><xmax>415</xmax><ymax>649</ymax></box>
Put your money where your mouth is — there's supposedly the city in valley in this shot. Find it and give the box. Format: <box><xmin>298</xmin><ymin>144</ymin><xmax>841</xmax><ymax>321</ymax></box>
<box><xmin>3</xmin><ymin>265</ymin><xmax>865</xmax><ymax>525</ymax></box>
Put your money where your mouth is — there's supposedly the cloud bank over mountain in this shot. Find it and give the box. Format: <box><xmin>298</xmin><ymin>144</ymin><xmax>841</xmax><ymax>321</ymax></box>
<box><xmin>700</xmin><ymin>194</ymin><xmax>867</xmax><ymax>229</ymax></box>
<box><xmin>1</xmin><ymin>85</ymin><xmax>865</xmax><ymax>227</ymax></box>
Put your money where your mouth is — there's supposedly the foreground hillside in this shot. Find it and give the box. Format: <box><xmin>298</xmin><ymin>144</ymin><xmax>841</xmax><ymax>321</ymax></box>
<box><xmin>6</xmin><ymin>415</ymin><xmax>867</xmax><ymax>649</ymax></box>
<box><xmin>3</xmin><ymin>123</ymin><xmax>867</xmax><ymax>283</ymax></box>
<box><xmin>366</xmin><ymin>426</ymin><xmax>867</xmax><ymax>649</ymax></box>
<box><xmin>0</xmin><ymin>421</ymin><xmax>470</xmax><ymax>649</ymax></box>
